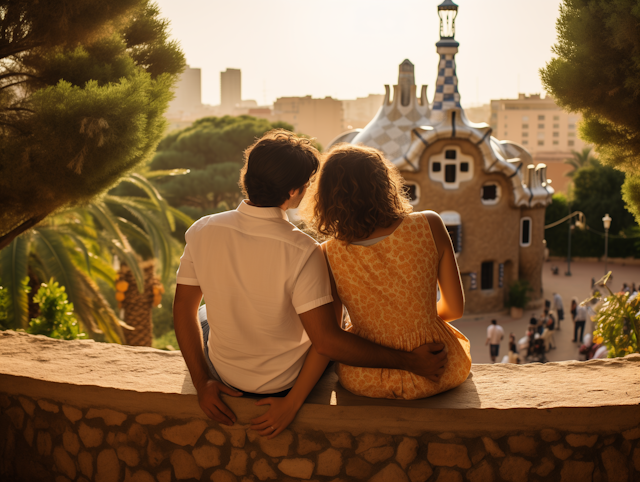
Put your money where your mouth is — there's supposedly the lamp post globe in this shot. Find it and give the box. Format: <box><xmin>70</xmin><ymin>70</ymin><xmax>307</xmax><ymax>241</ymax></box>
<box><xmin>438</xmin><ymin>0</ymin><xmax>459</xmax><ymax>39</ymax></box>
<box><xmin>603</xmin><ymin>214</ymin><xmax>612</xmax><ymax>274</ymax></box>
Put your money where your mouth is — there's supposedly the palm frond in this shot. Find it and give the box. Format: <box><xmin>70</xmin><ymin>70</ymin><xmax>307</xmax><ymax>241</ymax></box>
<box><xmin>0</xmin><ymin>234</ymin><xmax>30</xmax><ymax>329</ymax></box>
<box><xmin>144</xmin><ymin>169</ymin><xmax>190</xmax><ymax>178</ymax></box>
<box><xmin>121</xmin><ymin>173</ymin><xmax>176</xmax><ymax>232</ymax></box>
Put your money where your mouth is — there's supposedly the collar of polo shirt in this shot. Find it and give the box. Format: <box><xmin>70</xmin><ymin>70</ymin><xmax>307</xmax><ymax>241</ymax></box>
<box><xmin>238</xmin><ymin>200</ymin><xmax>289</xmax><ymax>221</ymax></box>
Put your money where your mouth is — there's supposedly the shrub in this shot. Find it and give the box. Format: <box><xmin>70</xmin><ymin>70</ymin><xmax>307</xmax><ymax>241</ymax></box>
<box><xmin>27</xmin><ymin>279</ymin><xmax>85</xmax><ymax>340</ymax></box>
<box><xmin>505</xmin><ymin>280</ymin><xmax>532</xmax><ymax>309</ymax></box>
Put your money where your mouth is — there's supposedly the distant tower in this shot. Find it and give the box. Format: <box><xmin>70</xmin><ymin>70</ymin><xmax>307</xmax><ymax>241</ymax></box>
<box><xmin>398</xmin><ymin>59</ymin><xmax>415</xmax><ymax>107</ymax></box>
<box><xmin>168</xmin><ymin>65</ymin><xmax>202</xmax><ymax>114</ymax></box>
<box><xmin>221</xmin><ymin>68</ymin><xmax>242</xmax><ymax>110</ymax></box>
<box><xmin>432</xmin><ymin>0</ymin><xmax>461</xmax><ymax>114</ymax></box>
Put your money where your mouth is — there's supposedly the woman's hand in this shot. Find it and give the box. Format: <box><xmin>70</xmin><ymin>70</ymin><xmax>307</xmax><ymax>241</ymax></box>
<box><xmin>250</xmin><ymin>396</ymin><xmax>302</xmax><ymax>439</ymax></box>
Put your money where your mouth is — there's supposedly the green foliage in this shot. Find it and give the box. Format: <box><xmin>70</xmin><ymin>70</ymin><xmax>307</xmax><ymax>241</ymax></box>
<box><xmin>540</xmin><ymin>0</ymin><xmax>640</xmax><ymax>223</ymax></box>
<box><xmin>148</xmin><ymin>116</ymin><xmax>296</xmax><ymax>223</ymax></box>
<box><xmin>564</xmin><ymin>147</ymin><xmax>596</xmax><ymax>177</ymax></box>
<box><xmin>0</xmin><ymin>0</ymin><xmax>185</xmax><ymax>244</ymax></box>
<box><xmin>505</xmin><ymin>280</ymin><xmax>532</xmax><ymax>309</ymax></box>
<box><xmin>591</xmin><ymin>273</ymin><xmax>639</xmax><ymax>357</ymax></box>
<box><xmin>0</xmin><ymin>280</ymin><xmax>10</xmax><ymax>329</ymax></box>
<box><xmin>27</xmin><ymin>279</ymin><xmax>84</xmax><ymax>340</ymax></box>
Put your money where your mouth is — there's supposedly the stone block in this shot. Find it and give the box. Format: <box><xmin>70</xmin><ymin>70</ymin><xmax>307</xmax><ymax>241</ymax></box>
<box><xmin>566</xmin><ymin>433</ymin><xmax>598</xmax><ymax>447</ymax></box>
<box><xmin>135</xmin><ymin>413</ymin><xmax>165</xmax><ymax>425</ymax></box>
<box><xmin>278</xmin><ymin>458</ymin><xmax>315</xmax><ymax>479</ymax></box>
<box><xmin>96</xmin><ymin>448</ymin><xmax>120</xmax><ymax>482</ymax></box>
<box><xmin>62</xmin><ymin>429</ymin><xmax>80</xmax><ymax>455</ymax></box>
<box><xmin>533</xmin><ymin>457</ymin><xmax>554</xmax><ymax>477</ymax></box>
<box><xmin>326</xmin><ymin>431</ymin><xmax>353</xmax><ymax>449</ymax></box>
<box><xmin>54</xmin><ymin>446</ymin><xmax>76</xmax><ymax>480</ymax></box>
<box><xmin>171</xmin><ymin>448</ymin><xmax>203</xmax><ymax>480</ymax></box>
<box><xmin>369</xmin><ymin>463</ymin><xmax>409</xmax><ymax>482</ymax></box>
<box><xmin>193</xmin><ymin>444</ymin><xmax>221</xmax><ymax>469</ymax></box>
<box><xmin>124</xmin><ymin>468</ymin><xmax>155</xmax><ymax>482</ymax></box>
<box><xmin>298</xmin><ymin>433</ymin><xmax>324</xmax><ymax>455</ymax></box>
<box><xmin>106</xmin><ymin>432</ymin><xmax>116</xmax><ymax>446</ymax></box>
<box><xmin>634</xmin><ymin>447</ymin><xmax>640</xmax><ymax>472</ymax></box>
<box><xmin>147</xmin><ymin>439</ymin><xmax>166</xmax><ymax>467</ymax></box>
<box><xmin>157</xmin><ymin>468</ymin><xmax>172</xmax><ymax>482</ymax></box>
<box><xmin>346</xmin><ymin>457</ymin><xmax>373</xmax><ymax>479</ymax></box>
<box><xmin>258</xmin><ymin>429</ymin><xmax>293</xmax><ymax>457</ymax></box>
<box><xmin>601</xmin><ymin>446</ymin><xmax>628</xmax><ymax>482</ymax></box>
<box><xmin>206</xmin><ymin>429</ymin><xmax>227</xmax><ymax>446</ymax></box>
<box><xmin>162</xmin><ymin>420</ymin><xmax>207</xmax><ymax>446</ymax></box>
<box><xmin>6</xmin><ymin>406</ymin><xmax>24</xmax><ymax>429</ymax></box>
<box><xmin>62</xmin><ymin>405</ymin><xmax>83</xmax><ymax>423</ymax></box>
<box><xmin>211</xmin><ymin>469</ymin><xmax>238</xmax><ymax>482</ymax></box>
<box><xmin>37</xmin><ymin>399</ymin><xmax>59</xmax><ymax>413</ymax></box>
<box><xmin>226</xmin><ymin>448</ymin><xmax>248</xmax><ymax>476</ymax></box>
<box><xmin>622</xmin><ymin>439</ymin><xmax>632</xmax><ymax>456</ymax></box>
<box><xmin>117</xmin><ymin>445</ymin><xmax>140</xmax><ymax>467</ymax></box>
<box><xmin>78</xmin><ymin>451</ymin><xmax>93</xmax><ymax>479</ymax></box>
<box><xmin>481</xmin><ymin>437</ymin><xmax>505</xmax><ymax>458</ymax></box>
<box><xmin>222</xmin><ymin>425</ymin><xmax>247</xmax><ymax>448</ymax></box>
<box><xmin>499</xmin><ymin>456</ymin><xmax>532</xmax><ymax>482</ymax></box>
<box><xmin>623</xmin><ymin>427</ymin><xmax>640</xmax><ymax>440</ymax></box>
<box><xmin>316</xmin><ymin>448</ymin><xmax>342</xmax><ymax>477</ymax></box>
<box><xmin>18</xmin><ymin>396</ymin><xmax>35</xmax><ymax>416</ymax></box>
<box><xmin>127</xmin><ymin>423</ymin><xmax>147</xmax><ymax>446</ymax></box>
<box><xmin>253</xmin><ymin>458</ymin><xmax>277</xmax><ymax>480</ymax></box>
<box><xmin>79</xmin><ymin>422</ymin><xmax>104</xmax><ymax>448</ymax></box>
<box><xmin>427</xmin><ymin>443</ymin><xmax>471</xmax><ymax>469</ymax></box>
<box><xmin>396</xmin><ymin>437</ymin><xmax>419</xmax><ymax>469</ymax></box>
<box><xmin>362</xmin><ymin>445</ymin><xmax>394</xmax><ymax>464</ymax></box>
<box><xmin>435</xmin><ymin>467</ymin><xmax>463</xmax><ymax>482</ymax></box>
<box><xmin>541</xmin><ymin>429</ymin><xmax>561</xmax><ymax>442</ymax></box>
<box><xmin>0</xmin><ymin>393</ymin><xmax>10</xmax><ymax>408</ymax></box>
<box><xmin>507</xmin><ymin>435</ymin><xmax>537</xmax><ymax>456</ymax></box>
<box><xmin>561</xmin><ymin>460</ymin><xmax>594</xmax><ymax>482</ymax></box>
<box><xmin>37</xmin><ymin>430</ymin><xmax>52</xmax><ymax>456</ymax></box>
<box><xmin>356</xmin><ymin>433</ymin><xmax>392</xmax><ymax>454</ymax></box>
<box><xmin>408</xmin><ymin>460</ymin><xmax>433</xmax><ymax>482</ymax></box>
<box><xmin>23</xmin><ymin>419</ymin><xmax>34</xmax><ymax>447</ymax></box>
<box><xmin>86</xmin><ymin>408</ymin><xmax>126</xmax><ymax>426</ymax></box>
<box><xmin>466</xmin><ymin>459</ymin><xmax>494</xmax><ymax>482</ymax></box>
<box><xmin>551</xmin><ymin>444</ymin><xmax>573</xmax><ymax>461</ymax></box>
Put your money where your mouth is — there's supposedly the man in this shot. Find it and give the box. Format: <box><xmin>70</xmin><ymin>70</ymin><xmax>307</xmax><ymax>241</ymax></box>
<box><xmin>173</xmin><ymin>130</ymin><xmax>448</xmax><ymax>428</ymax></box>
<box><xmin>485</xmin><ymin>319</ymin><xmax>504</xmax><ymax>363</ymax></box>
<box><xmin>573</xmin><ymin>302</ymin><xmax>588</xmax><ymax>343</ymax></box>
<box><xmin>552</xmin><ymin>292</ymin><xmax>564</xmax><ymax>330</ymax></box>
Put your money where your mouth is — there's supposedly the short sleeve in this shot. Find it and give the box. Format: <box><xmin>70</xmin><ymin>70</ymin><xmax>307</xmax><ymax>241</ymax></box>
<box><xmin>176</xmin><ymin>242</ymin><xmax>200</xmax><ymax>286</ymax></box>
<box><xmin>292</xmin><ymin>245</ymin><xmax>333</xmax><ymax>314</ymax></box>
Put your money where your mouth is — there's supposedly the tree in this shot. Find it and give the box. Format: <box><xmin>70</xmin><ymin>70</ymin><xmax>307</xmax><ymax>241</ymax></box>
<box><xmin>564</xmin><ymin>146</ymin><xmax>596</xmax><ymax>178</ymax></box>
<box><xmin>540</xmin><ymin>0</ymin><xmax>640</xmax><ymax>223</ymax></box>
<box><xmin>0</xmin><ymin>0</ymin><xmax>185</xmax><ymax>249</ymax></box>
<box><xmin>149</xmin><ymin>116</ymin><xmax>295</xmax><ymax>222</ymax></box>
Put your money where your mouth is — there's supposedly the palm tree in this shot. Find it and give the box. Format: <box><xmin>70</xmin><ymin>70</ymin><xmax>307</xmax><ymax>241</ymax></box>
<box><xmin>565</xmin><ymin>147</ymin><xmax>597</xmax><ymax>177</ymax></box>
<box><xmin>0</xmin><ymin>172</ymin><xmax>192</xmax><ymax>344</ymax></box>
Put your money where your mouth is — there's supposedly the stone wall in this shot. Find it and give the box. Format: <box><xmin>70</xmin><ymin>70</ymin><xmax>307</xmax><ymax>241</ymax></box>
<box><xmin>2</xmin><ymin>331</ymin><xmax>640</xmax><ymax>482</ymax></box>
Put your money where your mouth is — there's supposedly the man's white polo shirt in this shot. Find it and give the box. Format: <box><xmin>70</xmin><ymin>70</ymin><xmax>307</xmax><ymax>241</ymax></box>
<box><xmin>176</xmin><ymin>201</ymin><xmax>332</xmax><ymax>394</ymax></box>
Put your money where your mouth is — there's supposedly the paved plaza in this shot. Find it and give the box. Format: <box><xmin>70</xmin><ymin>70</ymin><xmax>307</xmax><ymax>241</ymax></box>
<box><xmin>450</xmin><ymin>259</ymin><xmax>640</xmax><ymax>364</ymax></box>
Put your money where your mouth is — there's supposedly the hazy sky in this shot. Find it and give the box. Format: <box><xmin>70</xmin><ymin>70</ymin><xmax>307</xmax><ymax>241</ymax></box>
<box><xmin>153</xmin><ymin>0</ymin><xmax>564</xmax><ymax>107</ymax></box>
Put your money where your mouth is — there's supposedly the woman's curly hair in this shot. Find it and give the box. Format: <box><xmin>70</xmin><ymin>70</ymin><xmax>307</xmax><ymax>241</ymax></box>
<box><xmin>303</xmin><ymin>144</ymin><xmax>413</xmax><ymax>244</ymax></box>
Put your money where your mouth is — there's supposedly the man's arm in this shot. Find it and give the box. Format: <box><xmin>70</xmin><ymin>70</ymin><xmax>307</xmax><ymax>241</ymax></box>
<box><xmin>173</xmin><ymin>284</ymin><xmax>242</xmax><ymax>425</ymax></box>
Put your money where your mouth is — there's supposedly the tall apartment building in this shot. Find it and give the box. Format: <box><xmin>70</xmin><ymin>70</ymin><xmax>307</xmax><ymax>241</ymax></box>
<box><xmin>167</xmin><ymin>65</ymin><xmax>202</xmax><ymax>116</ymax></box>
<box><xmin>342</xmin><ymin>94</ymin><xmax>385</xmax><ymax>129</ymax></box>
<box><xmin>273</xmin><ymin>96</ymin><xmax>343</xmax><ymax>149</ymax></box>
<box><xmin>220</xmin><ymin>68</ymin><xmax>242</xmax><ymax>113</ymax></box>
<box><xmin>490</xmin><ymin>94</ymin><xmax>587</xmax><ymax>192</ymax></box>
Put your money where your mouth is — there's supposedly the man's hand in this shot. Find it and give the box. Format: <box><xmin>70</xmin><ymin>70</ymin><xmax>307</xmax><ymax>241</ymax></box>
<box><xmin>196</xmin><ymin>379</ymin><xmax>243</xmax><ymax>426</ymax></box>
<box><xmin>250</xmin><ymin>396</ymin><xmax>300</xmax><ymax>439</ymax></box>
<box><xmin>406</xmin><ymin>343</ymin><xmax>448</xmax><ymax>382</ymax></box>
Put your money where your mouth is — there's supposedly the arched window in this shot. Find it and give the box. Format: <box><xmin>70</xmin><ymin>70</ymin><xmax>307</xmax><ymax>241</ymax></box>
<box><xmin>520</xmin><ymin>217</ymin><xmax>532</xmax><ymax>247</ymax></box>
<box><xmin>429</xmin><ymin>146</ymin><xmax>474</xmax><ymax>190</ymax></box>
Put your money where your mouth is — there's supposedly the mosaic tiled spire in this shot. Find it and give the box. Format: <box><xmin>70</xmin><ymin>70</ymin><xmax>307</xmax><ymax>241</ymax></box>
<box><xmin>432</xmin><ymin>0</ymin><xmax>460</xmax><ymax>112</ymax></box>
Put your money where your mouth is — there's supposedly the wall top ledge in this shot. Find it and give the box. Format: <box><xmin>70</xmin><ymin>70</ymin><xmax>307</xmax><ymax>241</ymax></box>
<box><xmin>2</xmin><ymin>331</ymin><xmax>639</xmax><ymax>433</ymax></box>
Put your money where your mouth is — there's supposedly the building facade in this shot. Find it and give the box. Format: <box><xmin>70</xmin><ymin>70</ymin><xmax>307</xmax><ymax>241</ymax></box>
<box><xmin>329</xmin><ymin>0</ymin><xmax>552</xmax><ymax>314</ymax></box>
<box><xmin>220</xmin><ymin>68</ymin><xmax>242</xmax><ymax>112</ymax></box>
<box><xmin>167</xmin><ymin>66</ymin><xmax>202</xmax><ymax>117</ymax></box>
<box><xmin>273</xmin><ymin>96</ymin><xmax>343</xmax><ymax>149</ymax></box>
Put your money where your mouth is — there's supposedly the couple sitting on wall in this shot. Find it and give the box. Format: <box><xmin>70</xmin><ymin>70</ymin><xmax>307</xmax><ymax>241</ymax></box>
<box><xmin>173</xmin><ymin>130</ymin><xmax>471</xmax><ymax>438</ymax></box>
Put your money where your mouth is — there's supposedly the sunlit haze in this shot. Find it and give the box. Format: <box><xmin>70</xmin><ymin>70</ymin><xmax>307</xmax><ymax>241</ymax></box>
<box><xmin>154</xmin><ymin>0</ymin><xmax>564</xmax><ymax>106</ymax></box>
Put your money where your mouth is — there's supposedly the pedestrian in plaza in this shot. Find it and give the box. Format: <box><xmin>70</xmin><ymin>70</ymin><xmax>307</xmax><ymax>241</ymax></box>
<box><xmin>570</xmin><ymin>298</ymin><xmax>578</xmax><ymax>323</ymax></box>
<box><xmin>552</xmin><ymin>292</ymin><xmax>564</xmax><ymax>330</ymax></box>
<box><xmin>573</xmin><ymin>300</ymin><xmax>588</xmax><ymax>343</ymax></box>
<box><xmin>485</xmin><ymin>319</ymin><xmax>504</xmax><ymax>363</ymax></box>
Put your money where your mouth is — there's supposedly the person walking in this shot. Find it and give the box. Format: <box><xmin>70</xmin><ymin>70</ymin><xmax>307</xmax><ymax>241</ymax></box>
<box><xmin>486</xmin><ymin>319</ymin><xmax>504</xmax><ymax>363</ymax></box>
<box><xmin>573</xmin><ymin>302</ymin><xmax>588</xmax><ymax>343</ymax></box>
<box><xmin>552</xmin><ymin>292</ymin><xmax>564</xmax><ymax>330</ymax></box>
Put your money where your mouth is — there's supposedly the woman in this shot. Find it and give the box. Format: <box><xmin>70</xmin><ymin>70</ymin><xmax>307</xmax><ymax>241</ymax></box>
<box><xmin>304</xmin><ymin>144</ymin><xmax>471</xmax><ymax>399</ymax></box>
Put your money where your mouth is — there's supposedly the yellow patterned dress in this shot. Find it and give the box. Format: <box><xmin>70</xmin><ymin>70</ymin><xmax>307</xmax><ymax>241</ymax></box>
<box><xmin>325</xmin><ymin>212</ymin><xmax>471</xmax><ymax>399</ymax></box>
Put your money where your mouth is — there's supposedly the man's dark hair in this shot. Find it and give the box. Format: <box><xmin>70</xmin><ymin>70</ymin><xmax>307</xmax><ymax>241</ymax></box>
<box><xmin>491</xmin><ymin>319</ymin><xmax>497</xmax><ymax>325</ymax></box>
<box><xmin>239</xmin><ymin>129</ymin><xmax>320</xmax><ymax>207</ymax></box>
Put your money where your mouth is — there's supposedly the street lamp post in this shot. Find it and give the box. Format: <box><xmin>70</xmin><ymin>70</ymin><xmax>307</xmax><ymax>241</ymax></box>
<box><xmin>566</xmin><ymin>220</ymin><xmax>573</xmax><ymax>276</ymax></box>
<box><xmin>603</xmin><ymin>213</ymin><xmax>612</xmax><ymax>274</ymax></box>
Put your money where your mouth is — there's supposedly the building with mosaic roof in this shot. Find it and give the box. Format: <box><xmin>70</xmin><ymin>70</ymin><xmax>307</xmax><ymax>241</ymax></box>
<box><xmin>329</xmin><ymin>0</ymin><xmax>553</xmax><ymax>314</ymax></box>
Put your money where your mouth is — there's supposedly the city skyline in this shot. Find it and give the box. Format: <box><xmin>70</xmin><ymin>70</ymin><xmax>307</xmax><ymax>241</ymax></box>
<box><xmin>154</xmin><ymin>0</ymin><xmax>564</xmax><ymax>107</ymax></box>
